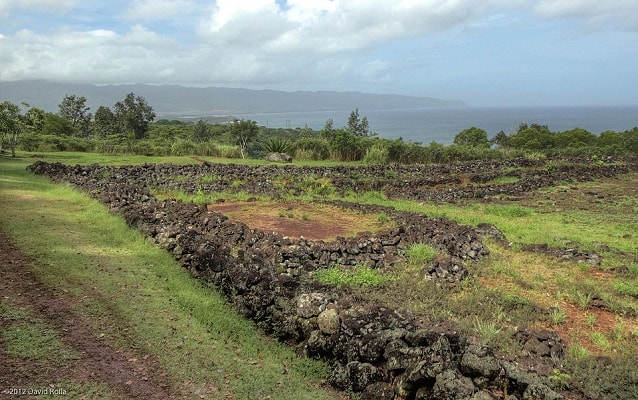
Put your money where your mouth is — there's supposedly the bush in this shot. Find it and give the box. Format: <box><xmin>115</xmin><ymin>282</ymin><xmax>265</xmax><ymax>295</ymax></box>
<box><xmin>263</xmin><ymin>137</ymin><xmax>292</xmax><ymax>154</ymax></box>
<box><xmin>292</xmin><ymin>138</ymin><xmax>330</xmax><ymax>160</ymax></box>
<box><xmin>363</xmin><ymin>142</ymin><xmax>389</xmax><ymax>164</ymax></box>
<box><xmin>171</xmin><ymin>140</ymin><xmax>197</xmax><ymax>156</ymax></box>
<box><xmin>405</xmin><ymin>243</ymin><xmax>438</xmax><ymax>264</ymax></box>
<box><xmin>18</xmin><ymin>134</ymin><xmax>94</xmax><ymax>152</ymax></box>
<box><xmin>328</xmin><ymin>129</ymin><xmax>366</xmax><ymax>161</ymax></box>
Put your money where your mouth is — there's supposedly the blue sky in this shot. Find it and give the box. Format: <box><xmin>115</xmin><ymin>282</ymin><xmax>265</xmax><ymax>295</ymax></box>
<box><xmin>1</xmin><ymin>0</ymin><xmax>637</xmax><ymax>106</ymax></box>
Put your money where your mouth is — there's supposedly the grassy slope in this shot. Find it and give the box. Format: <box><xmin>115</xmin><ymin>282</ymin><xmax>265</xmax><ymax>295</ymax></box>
<box><xmin>0</xmin><ymin>153</ymin><xmax>341</xmax><ymax>400</ymax></box>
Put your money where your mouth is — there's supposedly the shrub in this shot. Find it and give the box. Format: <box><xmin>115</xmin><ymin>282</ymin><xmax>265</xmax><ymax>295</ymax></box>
<box><xmin>405</xmin><ymin>243</ymin><xmax>438</xmax><ymax>264</ymax></box>
<box><xmin>263</xmin><ymin>137</ymin><xmax>292</xmax><ymax>154</ymax></box>
<box><xmin>296</xmin><ymin>176</ymin><xmax>335</xmax><ymax>198</ymax></box>
<box><xmin>362</xmin><ymin>142</ymin><xmax>389</xmax><ymax>164</ymax></box>
<box><xmin>292</xmin><ymin>138</ymin><xmax>330</xmax><ymax>160</ymax></box>
<box><xmin>171</xmin><ymin>140</ymin><xmax>197</xmax><ymax>156</ymax></box>
<box><xmin>219</xmin><ymin>145</ymin><xmax>242</xmax><ymax>159</ymax></box>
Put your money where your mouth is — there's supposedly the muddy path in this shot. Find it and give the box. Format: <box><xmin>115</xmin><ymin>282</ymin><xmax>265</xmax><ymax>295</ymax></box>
<box><xmin>0</xmin><ymin>230</ymin><xmax>175</xmax><ymax>399</ymax></box>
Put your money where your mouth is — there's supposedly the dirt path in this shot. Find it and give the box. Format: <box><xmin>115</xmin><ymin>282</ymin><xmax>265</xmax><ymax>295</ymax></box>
<box><xmin>0</xmin><ymin>230</ymin><xmax>175</xmax><ymax>399</ymax></box>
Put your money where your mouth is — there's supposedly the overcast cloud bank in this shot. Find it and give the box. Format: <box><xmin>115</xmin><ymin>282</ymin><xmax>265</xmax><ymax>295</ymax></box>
<box><xmin>1</xmin><ymin>1</ymin><xmax>637</xmax><ymax>106</ymax></box>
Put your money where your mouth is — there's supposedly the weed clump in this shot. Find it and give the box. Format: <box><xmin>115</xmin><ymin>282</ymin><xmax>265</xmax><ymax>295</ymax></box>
<box><xmin>405</xmin><ymin>243</ymin><xmax>438</xmax><ymax>265</ymax></box>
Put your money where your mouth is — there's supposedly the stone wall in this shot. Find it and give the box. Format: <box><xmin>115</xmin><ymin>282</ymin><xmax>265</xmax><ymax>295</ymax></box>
<box><xmin>25</xmin><ymin>160</ymin><xmax>587</xmax><ymax>399</ymax></box>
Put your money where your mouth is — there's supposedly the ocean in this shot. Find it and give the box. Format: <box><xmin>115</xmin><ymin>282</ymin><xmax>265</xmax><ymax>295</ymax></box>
<box><xmin>237</xmin><ymin>106</ymin><xmax>638</xmax><ymax>145</ymax></box>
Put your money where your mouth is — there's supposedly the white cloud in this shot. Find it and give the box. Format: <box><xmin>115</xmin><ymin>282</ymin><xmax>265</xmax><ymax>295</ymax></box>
<box><xmin>0</xmin><ymin>25</ymin><xmax>184</xmax><ymax>83</ymax></box>
<box><xmin>534</xmin><ymin>0</ymin><xmax>638</xmax><ymax>30</ymax></box>
<box><xmin>2</xmin><ymin>0</ymin><xmax>637</xmax><ymax>106</ymax></box>
<box><xmin>198</xmin><ymin>0</ymin><xmax>504</xmax><ymax>54</ymax></box>
<box><xmin>125</xmin><ymin>0</ymin><xmax>197</xmax><ymax>21</ymax></box>
<box><xmin>0</xmin><ymin>0</ymin><xmax>77</xmax><ymax>17</ymax></box>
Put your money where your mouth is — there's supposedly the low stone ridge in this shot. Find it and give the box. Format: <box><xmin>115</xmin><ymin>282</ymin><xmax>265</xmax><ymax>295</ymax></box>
<box><xmin>132</xmin><ymin>157</ymin><xmax>633</xmax><ymax>204</ymax></box>
<box><xmin>27</xmin><ymin>158</ymin><xmax>634</xmax><ymax>399</ymax></box>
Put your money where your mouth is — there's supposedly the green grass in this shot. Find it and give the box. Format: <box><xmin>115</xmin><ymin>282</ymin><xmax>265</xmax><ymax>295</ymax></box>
<box><xmin>471</xmin><ymin>317</ymin><xmax>502</xmax><ymax>346</ymax></box>
<box><xmin>338</xmin><ymin>180</ymin><xmax>637</xmax><ymax>259</ymax></box>
<box><xmin>548</xmin><ymin>307</ymin><xmax>568</xmax><ymax>325</ymax></box>
<box><xmin>0</xmin><ymin>154</ymin><xmax>340</xmax><ymax>400</ymax></box>
<box><xmin>612</xmin><ymin>280</ymin><xmax>638</xmax><ymax>297</ymax></box>
<box><xmin>404</xmin><ymin>243</ymin><xmax>438</xmax><ymax>265</ymax></box>
<box><xmin>4</xmin><ymin>151</ymin><xmax>638</xmax><ymax>399</ymax></box>
<box><xmin>0</xmin><ymin>301</ymin><xmax>78</xmax><ymax>362</ymax></box>
<box><xmin>314</xmin><ymin>264</ymin><xmax>394</xmax><ymax>288</ymax></box>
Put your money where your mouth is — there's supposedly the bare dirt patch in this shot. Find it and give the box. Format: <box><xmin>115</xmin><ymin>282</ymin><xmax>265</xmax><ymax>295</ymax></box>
<box><xmin>208</xmin><ymin>201</ymin><xmax>391</xmax><ymax>241</ymax></box>
<box><xmin>0</xmin><ymin>230</ymin><xmax>176</xmax><ymax>399</ymax></box>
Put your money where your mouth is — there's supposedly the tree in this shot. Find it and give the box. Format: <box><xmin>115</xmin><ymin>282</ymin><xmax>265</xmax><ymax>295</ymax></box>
<box><xmin>0</xmin><ymin>102</ymin><xmax>43</xmax><ymax>157</ymax></box>
<box><xmin>508</xmin><ymin>123</ymin><xmax>554</xmax><ymax>151</ymax></box>
<box><xmin>93</xmin><ymin>106</ymin><xmax>118</xmax><ymax>138</ymax></box>
<box><xmin>42</xmin><ymin>113</ymin><xmax>75</xmax><ymax>136</ymax></box>
<box><xmin>114</xmin><ymin>93</ymin><xmax>155</xmax><ymax>139</ymax></box>
<box><xmin>598</xmin><ymin>130</ymin><xmax>623</xmax><ymax>149</ymax></box>
<box><xmin>58</xmin><ymin>94</ymin><xmax>92</xmax><ymax>137</ymax></box>
<box><xmin>555</xmin><ymin>127</ymin><xmax>597</xmax><ymax>148</ymax></box>
<box><xmin>229</xmin><ymin>119</ymin><xmax>258</xmax><ymax>159</ymax></box>
<box><xmin>453</xmin><ymin>127</ymin><xmax>490</xmax><ymax>148</ymax></box>
<box><xmin>347</xmin><ymin>108</ymin><xmax>370</xmax><ymax>137</ymax></box>
<box><xmin>192</xmin><ymin>119</ymin><xmax>211</xmax><ymax>143</ymax></box>
<box><xmin>491</xmin><ymin>131</ymin><xmax>510</xmax><ymax>149</ymax></box>
<box><xmin>622</xmin><ymin>127</ymin><xmax>638</xmax><ymax>154</ymax></box>
<box><xmin>0</xmin><ymin>101</ymin><xmax>22</xmax><ymax>157</ymax></box>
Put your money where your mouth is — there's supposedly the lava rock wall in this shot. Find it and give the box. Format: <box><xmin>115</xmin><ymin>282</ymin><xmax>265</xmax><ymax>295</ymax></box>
<box><xmin>25</xmin><ymin>160</ymin><xmax>598</xmax><ymax>399</ymax></box>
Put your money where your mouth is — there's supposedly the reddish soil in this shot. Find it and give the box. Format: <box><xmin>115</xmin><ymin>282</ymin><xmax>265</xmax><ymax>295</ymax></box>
<box><xmin>0</xmin><ymin>230</ymin><xmax>176</xmax><ymax>399</ymax></box>
<box><xmin>552</xmin><ymin>301</ymin><xmax>619</xmax><ymax>352</ymax></box>
<box><xmin>208</xmin><ymin>201</ymin><xmax>388</xmax><ymax>241</ymax></box>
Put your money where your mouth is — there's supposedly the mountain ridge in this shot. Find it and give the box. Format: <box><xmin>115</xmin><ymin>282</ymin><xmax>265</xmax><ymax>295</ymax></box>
<box><xmin>0</xmin><ymin>80</ymin><xmax>467</xmax><ymax>117</ymax></box>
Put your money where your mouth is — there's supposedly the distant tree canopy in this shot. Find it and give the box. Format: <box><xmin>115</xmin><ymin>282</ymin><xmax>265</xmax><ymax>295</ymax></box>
<box><xmin>58</xmin><ymin>94</ymin><xmax>91</xmax><ymax>137</ymax></box>
<box><xmin>114</xmin><ymin>92</ymin><xmax>156</xmax><ymax>139</ymax></box>
<box><xmin>229</xmin><ymin>119</ymin><xmax>259</xmax><ymax>159</ymax></box>
<box><xmin>0</xmin><ymin>101</ymin><xmax>44</xmax><ymax>157</ymax></box>
<box><xmin>508</xmin><ymin>123</ymin><xmax>555</xmax><ymax>151</ymax></box>
<box><xmin>347</xmin><ymin>108</ymin><xmax>370</xmax><ymax>137</ymax></box>
<box><xmin>93</xmin><ymin>105</ymin><xmax>118</xmax><ymax>138</ymax></box>
<box><xmin>192</xmin><ymin>119</ymin><xmax>212</xmax><ymax>143</ymax></box>
<box><xmin>4</xmin><ymin>94</ymin><xmax>638</xmax><ymax>162</ymax></box>
<box><xmin>453</xmin><ymin>127</ymin><xmax>490</xmax><ymax>148</ymax></box>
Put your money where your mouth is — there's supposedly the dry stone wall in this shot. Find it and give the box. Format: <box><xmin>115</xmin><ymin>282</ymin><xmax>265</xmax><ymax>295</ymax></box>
<box><xmin>29</xmin><ymin>159</ymin><xmax>629</xmax><ymax>399</ymax></box>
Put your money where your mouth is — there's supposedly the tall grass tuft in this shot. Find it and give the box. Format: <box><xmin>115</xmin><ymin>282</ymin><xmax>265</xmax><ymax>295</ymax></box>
<box><xmin>405</xmin><ymin>243</ymin><xmax>438</xmax><ymax>265</ymax></box>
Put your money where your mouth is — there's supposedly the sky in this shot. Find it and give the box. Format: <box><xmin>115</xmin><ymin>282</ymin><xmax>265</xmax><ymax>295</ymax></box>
<box><xmin>1</xmin><ymin>0</ymin><xmax>637</xmax><ymax>107</ymax></box>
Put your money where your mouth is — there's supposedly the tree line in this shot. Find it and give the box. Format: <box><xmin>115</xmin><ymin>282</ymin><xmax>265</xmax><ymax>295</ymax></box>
<box><xmin>2</xmin><ymin>94</ymin><xmax>637</xmax><ymax>162</ymax></box>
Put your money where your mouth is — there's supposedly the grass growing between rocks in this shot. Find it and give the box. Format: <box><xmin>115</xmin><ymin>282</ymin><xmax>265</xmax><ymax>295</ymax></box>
<box><xmin>0</xmin><ymin>155</ymin><xmax>342</xmax><ymax>400</ymax></box>
<box><xmin>5</xmin><ymin>152</ymin><xmax>638</xmax><ymax>398</ymax></box>
<box><xmin>343</xmin><ymin>173</ymin><xmax>638</xmax><ymax>397</ymax></box>
<box><xmin>314</xmin><ymin>264</ymin><xmax>395</xmax><ymax>288</ymax></box>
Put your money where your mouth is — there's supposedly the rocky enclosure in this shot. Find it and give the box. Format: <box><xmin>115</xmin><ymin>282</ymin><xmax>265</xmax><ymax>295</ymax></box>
<box><xmin>27</xmin><ymin>158</ymin><xmax>637</xmax><ymax>399</ymax></box>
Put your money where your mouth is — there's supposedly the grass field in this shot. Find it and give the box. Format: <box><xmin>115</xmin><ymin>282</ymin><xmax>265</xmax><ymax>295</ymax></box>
<box><xmin>2</xmin><ymin>151</ymin><xmax>637</xmax><ymax>398</ymax></box>
<box><xmin>0</xmin><ymin>153</ymin><xmax>343</xmax><ymax>399</ymax></box>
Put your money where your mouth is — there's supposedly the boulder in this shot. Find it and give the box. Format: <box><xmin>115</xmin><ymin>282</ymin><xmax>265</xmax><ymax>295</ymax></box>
<box><xmin>317</xmin><ymin>309</ymin><xmax>340</xmax><ymax>335</ymax></box>
<box><xmin>266</xmin><ymin>152</ymin><xmax>292</xmax><ymax>163</ymax></box>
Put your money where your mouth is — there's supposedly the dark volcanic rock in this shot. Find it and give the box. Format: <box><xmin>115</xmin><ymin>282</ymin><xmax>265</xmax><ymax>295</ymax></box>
<box><xmin>27</xmin><ymin>157</ymin><xmax>635</xmax><ymax>399</ymax></box>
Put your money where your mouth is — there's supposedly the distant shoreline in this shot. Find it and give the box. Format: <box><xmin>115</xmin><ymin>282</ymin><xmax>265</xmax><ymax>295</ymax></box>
<box><xmin>232</xmin><ymin>105</ymin><xmax>638</xmax><ymax>144</ymax></box>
